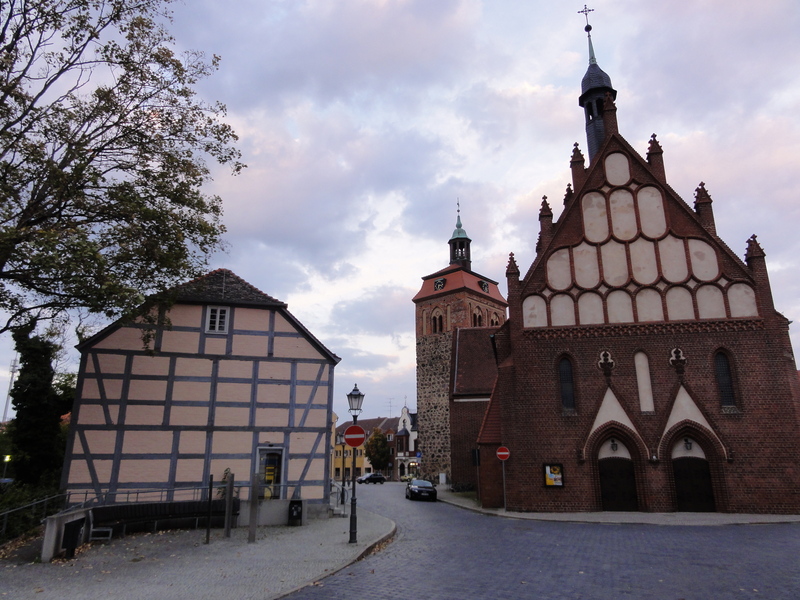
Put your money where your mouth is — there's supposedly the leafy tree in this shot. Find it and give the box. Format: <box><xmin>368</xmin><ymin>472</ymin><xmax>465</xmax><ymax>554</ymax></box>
<box><xmin>0</xmin><ymin>0</ymin><xmax>242</xmax><ymax>334</ymax></box>
<box><xmin>363</xmin><ymin>428</ymin><xmax>391</xmax><ymax>473</ymax></box>
<box><xmin>8</xmin><ymin>324</ymin><xmax>75</xmax><ymax>486</ymax></box>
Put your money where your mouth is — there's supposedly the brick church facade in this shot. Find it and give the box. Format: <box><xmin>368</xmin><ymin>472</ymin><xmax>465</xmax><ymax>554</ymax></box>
<box><xmin>417</xmin><ymin>25</ymin><xmax>800</xmax><ymax>513</ymax></box>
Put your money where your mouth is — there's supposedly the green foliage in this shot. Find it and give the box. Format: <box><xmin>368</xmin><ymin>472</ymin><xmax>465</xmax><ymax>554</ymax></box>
<box><xmin>0</xmin><ymin>0</ymin><xmax>243</xmax><ymax>333</ymax></box>
<box><xmin>363</xmin><ymin>428</ymin><xmax>391</xmax><ymax>472</ymax></box>
<box><xmin>8</xmin><ymin>325</ymin><xmax>75</xmax><ymax>485</ymax></box>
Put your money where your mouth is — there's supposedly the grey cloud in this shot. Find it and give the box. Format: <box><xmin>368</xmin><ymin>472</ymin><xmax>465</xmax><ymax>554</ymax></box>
<box><xmin>330</xmin><ymin>286</ymin><xmax>416</xmax><ymax>337</ymax></box>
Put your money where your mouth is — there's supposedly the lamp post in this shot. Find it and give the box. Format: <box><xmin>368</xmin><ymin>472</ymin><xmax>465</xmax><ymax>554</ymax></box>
<box><xmin>347</xmin><ymin>384</ymin><xmax>364</xmax><ymax>544</ymax></box>
<box><xmin>2</xmin><ymin>455</ymin><xmax>10</xmax><ymax>480</ymax></box>
<box><xmin>336</xmin><ymin>431</ymin><xmax>346</xmax><ymax>506</ymax></box>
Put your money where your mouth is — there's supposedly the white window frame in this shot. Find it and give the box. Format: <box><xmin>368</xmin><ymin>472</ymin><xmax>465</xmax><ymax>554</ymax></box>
<box><xmin>206</xmin><ymin>306</ymin><xmax>229</xmax><ymax>334</ymax></box>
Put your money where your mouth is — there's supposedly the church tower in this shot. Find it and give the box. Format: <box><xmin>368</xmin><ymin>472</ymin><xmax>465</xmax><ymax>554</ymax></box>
<box><xmin>413</xmin><ymin>211</ymin><xmax>507</xmax><ymax>481</ymax></box>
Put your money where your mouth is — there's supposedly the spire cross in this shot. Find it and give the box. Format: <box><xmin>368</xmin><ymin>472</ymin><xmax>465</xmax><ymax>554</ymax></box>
<box><xmin>578</xmin><ymin>5</ymin><xmax>594</xmax><ymax>26</ymax></box>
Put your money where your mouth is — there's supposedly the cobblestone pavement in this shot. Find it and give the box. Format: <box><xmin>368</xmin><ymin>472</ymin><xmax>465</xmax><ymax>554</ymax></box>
<box><xmin>285</xmin><ymin>484</ymin><xmax>800</xmax><ymax>600</ymax></box>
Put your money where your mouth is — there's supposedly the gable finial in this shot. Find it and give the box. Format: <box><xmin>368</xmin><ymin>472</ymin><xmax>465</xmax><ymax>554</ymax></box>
<box><xmin>579</xmin><ymin>5</ymin><xmax>597</xmax><ymax>64</ymax></box>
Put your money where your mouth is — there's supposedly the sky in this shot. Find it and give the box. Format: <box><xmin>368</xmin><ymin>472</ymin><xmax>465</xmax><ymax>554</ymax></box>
<box><xmin>2</xmin><ymin>0</ymin><xmax>800</xmax><ymax>424</ymax></box>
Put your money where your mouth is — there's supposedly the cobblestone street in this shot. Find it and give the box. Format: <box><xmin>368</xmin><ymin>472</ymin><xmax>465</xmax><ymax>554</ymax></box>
<box><xmin>287</xmin><ymin>483</ymin><xmax>800</xmax><ymax>600</ymax></box>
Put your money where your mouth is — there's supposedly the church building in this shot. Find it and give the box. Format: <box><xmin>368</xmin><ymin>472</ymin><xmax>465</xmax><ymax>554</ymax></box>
<box><xmin>418</xmin><ymin>21</ymin><xmax>800</xmax><ymax>513</ymax></box>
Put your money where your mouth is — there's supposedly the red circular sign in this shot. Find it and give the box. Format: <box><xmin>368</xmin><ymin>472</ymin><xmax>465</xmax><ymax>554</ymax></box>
<box><xmin>496</xmin><ymin>446</ymin><xmax>510</xmax><ymax>461</ymax></box>
<box><xmin>344</xmin><ymin>425</ymin><xmax>367</xmax><ymax>448</ymax></box>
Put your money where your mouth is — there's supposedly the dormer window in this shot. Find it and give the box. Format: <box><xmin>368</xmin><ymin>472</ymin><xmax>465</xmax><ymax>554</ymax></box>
<box><xmin>206</xmin><ymin>306</ymin><xmax>229</xmax><ymax>333</ymax></box>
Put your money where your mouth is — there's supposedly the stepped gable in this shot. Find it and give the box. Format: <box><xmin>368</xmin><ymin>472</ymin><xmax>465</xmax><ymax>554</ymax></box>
<box><xmin>520</xmin><ymin>132</ymin><xmax>762</xmax><ymax>329</ymax></box>
<box><xmin>174</xmin><ymin>268</ymin><xmax>287</xmax><ymax>307</ymax></box>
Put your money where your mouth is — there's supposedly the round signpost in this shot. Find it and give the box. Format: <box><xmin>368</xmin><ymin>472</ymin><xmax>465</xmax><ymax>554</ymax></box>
<box><xmin>496</xmin><ymin>446</ymin><xmax>510</xmax><ymax>511</ymax></box>
<box><xmin>344</xmin><ymin>425</ymin><xmax>366</xmax><ymax>448</ymax></box>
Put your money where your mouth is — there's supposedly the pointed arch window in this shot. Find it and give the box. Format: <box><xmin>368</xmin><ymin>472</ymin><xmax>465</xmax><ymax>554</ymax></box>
<box><xmin>558</xmin><ymin>357</ymin><xmax>576</xmax><ymax>413</ymax></box>
<box><xmin>472</xmin><ymin>308</ymin><xmax>483</xmax><ymax>327</ymax></box>
<box><xmin>714</xmin><ymin>351</ymin><xmax>737</xmax><ymax>407</ymax></box>
<box><xmin>432</xmin><ymin>311</ymin><xmax>444</xmax><ymax>333</ymax></box>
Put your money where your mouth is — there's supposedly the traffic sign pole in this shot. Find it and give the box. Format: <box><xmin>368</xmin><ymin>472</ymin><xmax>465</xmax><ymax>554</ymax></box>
<box><xmin>497</xmin><ymin>446</ymin><xmax>510</xmax><ymax>511</ymax></box>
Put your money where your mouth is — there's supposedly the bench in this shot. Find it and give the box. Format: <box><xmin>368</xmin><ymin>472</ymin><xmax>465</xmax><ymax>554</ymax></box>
<box><xmin>89</xmin><ymin>498</ymin><xmax>240</xmax><ymax>540</ymax></box>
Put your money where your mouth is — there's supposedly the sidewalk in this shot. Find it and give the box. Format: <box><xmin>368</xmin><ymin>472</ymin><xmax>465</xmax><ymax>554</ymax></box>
<box><xmin>0</xmin><ymin>510</ymin><xmax>395</xmax><ymax>600</ymax></box>
<box><xmin>435</xmin><ymin>487</ymin><xmax>800</xmax><ymax>526</ymax></box>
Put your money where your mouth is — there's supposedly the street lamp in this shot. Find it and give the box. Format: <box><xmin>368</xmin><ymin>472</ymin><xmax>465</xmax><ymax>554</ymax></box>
<box><xmin>2</xmin><ymin>455</ymin><xmax>10</xmax><ymax>480</ymax></box>
<box><xmin>336</xmin><ymin>431</ymin><xmax>346</xmax><ymax>506</ymax></box>
<box><xmin>347</xmin><ymin>384</ymin><xmax>364</xmax><ymax>544</ymax></box>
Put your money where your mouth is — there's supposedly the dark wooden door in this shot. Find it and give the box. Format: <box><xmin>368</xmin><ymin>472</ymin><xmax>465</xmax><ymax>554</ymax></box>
<box><xmin>673</xmin><ymin>457</ymin><xmax>716</xmax><ymax>512</ymax></box>
<box><xmin>599</xmin><ymin>457</ymin><xmax>639</xmax><ymax>511</ymax></box>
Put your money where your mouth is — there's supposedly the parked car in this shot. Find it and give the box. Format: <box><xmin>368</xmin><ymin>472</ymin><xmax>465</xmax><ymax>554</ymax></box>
<box><xmin>405</xmin><ymin>479</ymin><xmax>437</xmax><ymax>501</ymax></box>
<box><xmin>357</xmin><ymin>473</ymin><xmax>386</xmax><ymax>484</ymax></box>
<box><xmin>399</xmin><ymin>474</ymin><xmax>413</xmax><ymax>482</ymax></box>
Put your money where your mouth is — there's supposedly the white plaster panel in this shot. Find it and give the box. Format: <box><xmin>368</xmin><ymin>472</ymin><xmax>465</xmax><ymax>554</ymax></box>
<box><xmin>598</xmin><ymin>438</ymin><xmax>632</xmax><ymax>460</ymax></box>
<box><xmin>610</xmin><ymin>189</ymin><xmax>638</xmax><ymax>241</ymax></box>
<box><xmin>172</xmin><ymin>381</ymin><xmax>211</xmax><ymax>402</ymax></box>
<box><xmin>658</xmin><ymin>235</ymin><xmax>689</xmax><ymax>283</ymax></box>
<box><xmin>209</xmin><ymin>459</ymin><xmax>252</xmax><ymax>482</ymax></box>
<box><xmin>92</xmin><ymin>326</ymin><xmax>149</xmax><ymax>351</ymax></box>
<box><xmin>671</xmin><ymin>438</ymin><xmax>707</xmax><ymax>459</ymax></box>
<box><xmin>600</xmin><ymin>240</ymin><xmax>629</xmax><ymax>286</ymax></box>
<box><xmin>728</xmin><ymin>283</ymin><xmax>758</xmax><ymax>317</ymax></box>
<box><xmin>175</xmin><ymin>459</ymin><xmax>205</xmax><ymax>483</ymax></box>
<box><xmin>573</xmin><ymin>242</ymin><xmax>600</xmax><ymax>288</ymax></box>
<box><xmin>590</xmin><ymin>388</ymin><xmax>637</xmax><ymax>436</ymax></box>
<box><xmin>297</xmin><ymin>362</ymin><xmax>325</xmax><ymax>381</ymax></box>
<box><xmin>607</xmin><ymin>290</ymin><xmax>634</xmax><ymax>323</ymax></box>
<box><xmin>77</xmin><ymin>404</ymin><xmax>106</xmax><ymax>425</ymax></box>
<box><xmin>118</xmin><ymin>459</ymin><xmax>171</xmax><ymax>484</ymax></box>
<box><xmin>259</xmin><ymin>361</ymin><xmax>292</xmax><ymax>381</ymax></box>
<box><xmin>212</xmin><ymin>431</ymin><xmax>253</xmax><ymax>454</ymax></box>
<box><xmin>179</xmin><ymin>431</ymin><xmax>207</xmax><ymax>454</ymax></box>
<box><xmin>166</xmin><ymin>304</ymin><xmax>203</xmax><ymax>328</ymax></box>
<box><xmin>169</xmin><ymin>406</ymin><xmax>210</xmax><ymax>426</ymax></box>
<box><xmin>666</xmin><ymin>287</ymin><xmax>695</xmax><ymax>321</ymax></box>
<box><xmin>696</xmin><ymin>285</ymin><xmax>726</xmax><ymax>319</ymax></box>
<box><xmin>232</xmin><ymin>334</ymin><xmax>268</xmax><ymax>357</ymax></box>
<box><xmin>258</xmin><ymin>384</ymin><xmax>291</xmax><ymax>404</ymax></box>
<box><xmin>128</xmin><ymin>379</ymin><xmax>167</xmax><ymax>401</ymax></box>
<box><xmin>522</xmin><ymin>295</ymin><xmax>548</xmax><ymax>328</ymax></box>
<box><xmin>634</xmin><ymin>352</ymin><xmax>655</xmax><ymax>412</ymax></box>
<box><xmin>233</xmin><ymin>307</ymin><xmax>271</xmax><ymax>332</ymax></box>
<box><xmin>637</xmin><ymin>186</ymin><xmax>667</xmax><ymax>238</ymax></box>
<box><xmin>255</xmin><ymin>407</ymin><xmax>289</xmax><ymax>427</ymax></box>
<box><xmin>578</xmin><ymin>292</ymin><xmax>604</xmax><ymax>325</ymax></box>
<box><xmin>83</xmin><ymin>430</ymin><xmax>119</xmax><ymax>455</ymax></box>
<box><xmin>124</xmin><ymin>405</ymin><xmax>165</xmax><ymax>426</ymax></box>
<box><xmin>664</xmin><ymin>386</ymin><xmax>714</xmax><ymax>434</ymax></box>
<box><xmin>218</xmin><ymin>359</ymin><xmax>255</xmax><ymax>380</ymax></box>
<box><xmin>214</xmin><ymin>407</ymin><xmax>250</xmax><ymax>427</ymax></box>
<box><xmin>273</xmin><ymin>313</ymin><xmax>296</xmax><ymax>333</ymax></box>
<box><xmin>630</xmin><ymin>238</ymin><xmax>659</xmax><ymax>285</ymax></box>
<box><xmin>175</xmin><ymin>358</ymin><xmax>213</xmax><ymax>377</ymax></box>
<box><xmin>123</xmin><ymin>431</ymin><xmax>172</xmax><ymax>454</ymax></box>
<box><xmin>204</xmin><ymin>337</ymin><xmax>227</xmax><ymax>355</ymax></box>
<box><xmin>132</xmin><ymin>356</ymin><xmax>170</xmax><ymax>377</ymax></box>
<box><xmin>635</xmin><ymin>288</ymin><xmax>664</xmax><ymax>322</ymax></box>
<box><xmin>550</xmin><ymin>294</ymin><xmax>576</xmax><ymax>326</ymax></box>
<box><xmin>290</xmin><ymin>432</ymin><xmax>319</xmax><ymax>454</ymax></box>
<box><xmin>604</xmin><ymin>153</ymin><xmax>631</xmax><ymax>185</ymax></box>
<box><xmin>582</xmin><ymin>192</ymin><xmax>609</xmax><ymax>243</ymax></box>
<box><xmin>546</xmin><ymin>248</ymin><xmax>573</xmax><ymax>291</ymax></box>
<box><xmin>273</xmin><ymin>336</ymin><xmax>322</xmax><ymax>360</ymax></box>
<box><xmin>95</xmin><ymin>353</ymin><xmax>127</xmax><ymax>374</ymax></box>
<box><xmin>217</xmin><ymin>382</ymin><xmax>253</xmax><ymax>403</ymax></box>
<box><xmin>160</xmin><ymin>330</ymin><xmax>201</xmax><ymax>354</ymax></box>
<box><xmin>688</xmin><ymin>239</ymin><xmax>719</xmax><ymax>281</ymax></box>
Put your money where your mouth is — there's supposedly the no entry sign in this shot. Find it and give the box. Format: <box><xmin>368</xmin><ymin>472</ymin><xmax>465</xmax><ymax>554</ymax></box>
<box><xmin>496</xmin><ymin>446</ymin><xmax>510</xmax><ymax>461</ymax></box>
<box><xmin>344</xmin><ymin>425</ymin><xmax>367</xmax><ymax>448</ymax></box>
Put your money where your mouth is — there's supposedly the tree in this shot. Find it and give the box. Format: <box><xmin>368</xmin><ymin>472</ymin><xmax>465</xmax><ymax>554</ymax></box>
<box><xmin>8</xmin><ymin>324</ymin><xmax>75</xmax><ymax>485</ymax></box>
<box><xmin>363</xmin><ymin>428</ymin><xmax>391</xmax><ymax>473</ymax></box>
<box><xmin>0</xmin><ymin>0</ymin><xmax>242</xmax><ymax>333</ymax></box>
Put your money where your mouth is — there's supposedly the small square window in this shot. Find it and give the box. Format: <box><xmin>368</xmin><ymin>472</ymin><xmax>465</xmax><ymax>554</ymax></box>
<box><xmin>206</xmin><ymin>306</ymin><xmax>229</xmax><ymax>333</ymax></box>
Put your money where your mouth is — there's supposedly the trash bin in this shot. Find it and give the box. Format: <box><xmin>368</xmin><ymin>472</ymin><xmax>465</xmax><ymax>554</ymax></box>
<box><xmin>288</xmin><ymin>499</ymin><xmax>305</xmax><ymax>526</ymax></box>
<box><xmin>62</xmin><ymin>518</ymin><xmax>85</xmax><ymax>559</ymax></box>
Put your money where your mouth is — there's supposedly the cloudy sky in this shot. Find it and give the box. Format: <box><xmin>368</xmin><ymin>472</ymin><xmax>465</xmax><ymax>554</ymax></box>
<box><xmin>2</xmin><ymin>0</ymin><xmax>799</xmax><ymax>423</ymax></box>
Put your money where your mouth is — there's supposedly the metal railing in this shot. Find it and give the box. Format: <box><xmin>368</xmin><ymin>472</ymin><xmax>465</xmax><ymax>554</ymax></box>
<box><xmin>1</xmin><ymin>493</ymin><xmax>70</xmax><ymax>543</ymax></box>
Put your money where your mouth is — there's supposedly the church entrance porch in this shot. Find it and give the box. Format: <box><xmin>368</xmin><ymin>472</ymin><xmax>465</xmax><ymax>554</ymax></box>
<box><xmin>598</xmin><ymin>457</ymin><xmax>639</xmax><ymax>511</ymax></box>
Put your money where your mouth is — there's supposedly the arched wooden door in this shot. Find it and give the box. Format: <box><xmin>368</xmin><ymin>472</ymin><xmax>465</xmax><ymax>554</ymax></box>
<box><xmin>673</xmin><ymin>457</ymin><xmax>715</xmax><ymax>512</ymax></box>
<box><xmin>599</xmin><ymin>457</ymin><xmax>639</xmax><ymax>511</ymax></box>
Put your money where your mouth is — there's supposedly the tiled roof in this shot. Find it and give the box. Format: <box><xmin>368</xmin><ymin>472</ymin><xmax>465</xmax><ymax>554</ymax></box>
<box><xmin>173</xmin><ymin>269</ymin><xmax>286</xmax><ymax>307</ymax></box>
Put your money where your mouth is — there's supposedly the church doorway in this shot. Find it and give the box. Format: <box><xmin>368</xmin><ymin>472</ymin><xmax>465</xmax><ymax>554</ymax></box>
<box><xmin>597</xmin><ymin>438</ymin><xmax>638</xmax><ymax>511</ymax></box>
<box><xmin>672</xmin><ymin>437</ymin><xmax>715</xmax><ymax>512</ymax></box>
